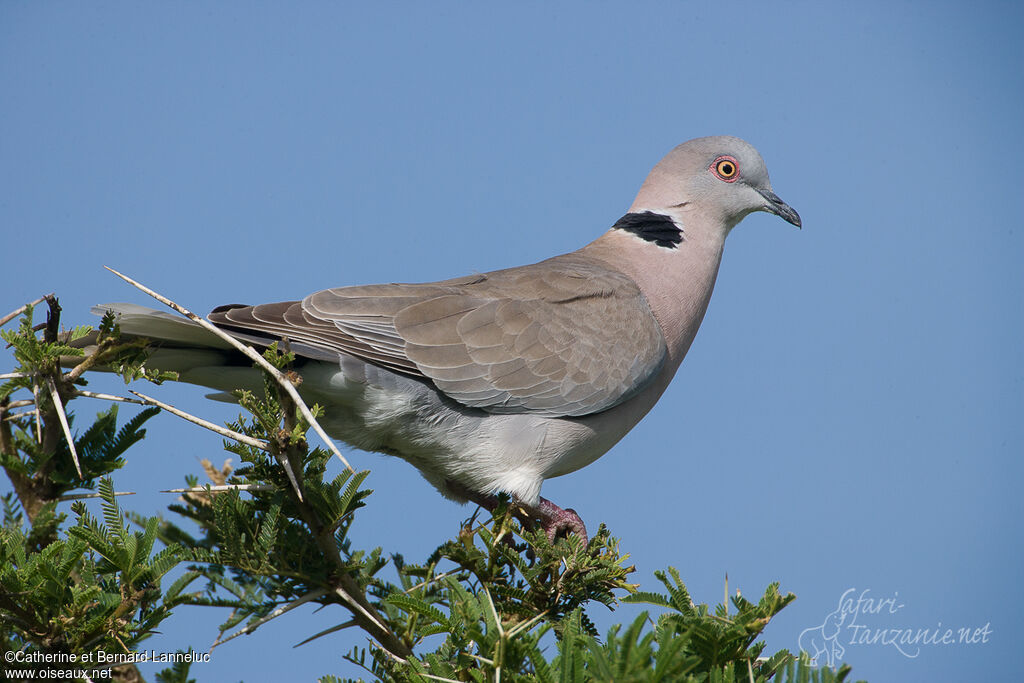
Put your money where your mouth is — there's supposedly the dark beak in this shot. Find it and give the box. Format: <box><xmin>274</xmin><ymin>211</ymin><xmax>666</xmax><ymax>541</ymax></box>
<box><xmin>757</xmin><ymin>188</ymin><xmax>802</xmax><ymax>228</ymax></box>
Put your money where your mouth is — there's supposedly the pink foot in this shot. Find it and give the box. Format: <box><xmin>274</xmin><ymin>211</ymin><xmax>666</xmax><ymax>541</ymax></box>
<box><xmin>449</xmin><ymin>481</ymin><xmax>588</xmax><ymax>544</ymax></box>
<box><xmin>536</xmin><ymin>497</ymin><xmax>588</xmax><ymax>543</ymax></box>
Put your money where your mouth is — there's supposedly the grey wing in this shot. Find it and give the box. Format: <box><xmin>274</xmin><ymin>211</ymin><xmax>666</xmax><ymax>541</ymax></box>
<box><xmin>210</xmin><ymin>284</ymin><xmax>443</xmax><ymax>375</ymax></box>
<box><xmin>212</xmin><ymin>256</ymin><xmax>667</xmax><ymax>418</ymax></box>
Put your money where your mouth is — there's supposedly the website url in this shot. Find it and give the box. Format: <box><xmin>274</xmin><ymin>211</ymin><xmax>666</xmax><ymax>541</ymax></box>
<box><xmin>4</xmin><ymin>669</ymin><xmax>112</xmax><ymax>680</ymax></box>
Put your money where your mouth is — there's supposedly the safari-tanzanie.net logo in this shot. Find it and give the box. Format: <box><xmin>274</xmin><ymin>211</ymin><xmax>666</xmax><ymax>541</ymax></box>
<box><xmin>798</xmin><ymin>588</ymin><xmax>992</xmax><ymax>666</ymax></box>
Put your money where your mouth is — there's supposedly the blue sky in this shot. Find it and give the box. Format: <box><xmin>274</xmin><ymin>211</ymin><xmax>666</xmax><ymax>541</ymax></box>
<box><xmin>2</xmin><ymin>3</ymin><xmax>1021</xmax><ymax>681</ymax></box>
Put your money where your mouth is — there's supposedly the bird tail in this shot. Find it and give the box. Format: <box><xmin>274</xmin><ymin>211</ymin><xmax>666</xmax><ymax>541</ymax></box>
<box><xmin>69</xmin><ymin>303</ymin><xmax>265</xmax><ymax>397</ymax></box>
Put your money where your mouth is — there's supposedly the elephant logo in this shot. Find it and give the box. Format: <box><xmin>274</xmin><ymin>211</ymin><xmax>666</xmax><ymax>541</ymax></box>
<box><xmin>798</xmin><ymin>607</ymin><xmax>846</xmax><ymax>667</ymax></box>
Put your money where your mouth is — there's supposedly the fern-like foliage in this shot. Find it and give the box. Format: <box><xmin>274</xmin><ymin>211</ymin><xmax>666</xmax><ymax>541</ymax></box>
<box><xmin>0</xmin><ymin>302</ymin><xmax>867</xmax><ymax>682</ymax></box>
<box><xmin>0</xmin><ymin>302</ymin><xmax>191</xmax><ymax>681</ymax></box>
<box><xmin>0</xmin><ymin>477</ymin><xmax>190</xmax><ymax>672</ymax></box>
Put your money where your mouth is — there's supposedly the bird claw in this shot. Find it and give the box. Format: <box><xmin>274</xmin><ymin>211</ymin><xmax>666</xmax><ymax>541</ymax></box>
<box><xmin>536</xmin><ymin>497</ymin><xmax>588</xmax><ymax>544</ymax></box>
<box><xmin>452</xmin><ymin>481</ymin><xmax>588</xmax><ymax>545</ymax></box>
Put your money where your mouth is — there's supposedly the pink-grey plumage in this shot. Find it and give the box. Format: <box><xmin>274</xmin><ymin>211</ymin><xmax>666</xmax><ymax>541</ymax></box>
<box><xmin>95</xmin><ymin>136</ymin><xmax>800</xmax><ymax>541</ymax></box>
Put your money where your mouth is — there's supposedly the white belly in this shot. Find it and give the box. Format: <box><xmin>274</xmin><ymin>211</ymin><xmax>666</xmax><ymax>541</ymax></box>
<box><xmin>298</xmin><ymin>354</ymin><xmax>672</xmax><ymax>506</ymax></box>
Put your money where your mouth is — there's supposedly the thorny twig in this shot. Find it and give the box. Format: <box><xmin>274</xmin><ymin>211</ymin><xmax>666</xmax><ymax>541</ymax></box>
<box><xmin>104</xmin><ymin>266</ymin><xmax>354</xmax><ymax>474</ymax></box>
<box><xmin>0</xmin><ymin>294</ymin><xmax>52</xmax><ymax>328</ymax></box>
<box><xmin>128</xmin><ymin>390</ymin><xmax>269</xmax><ymax>451</ymax></box>
<box><xmin>209</xmin><ymin>589</ymin><xmax>329</xmax><ymax>652</ymax></box>
<box><xmin>101</xmin><ymin>268</ymin><xmax>411</xmax><ymax>660</ymax></box>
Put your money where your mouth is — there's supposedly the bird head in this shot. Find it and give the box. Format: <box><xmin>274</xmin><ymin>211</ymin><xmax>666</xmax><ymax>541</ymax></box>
<box><xmin>631</xmin><ymin>135</ymin><xmax>801</xmax><ymax>235</ymax></box>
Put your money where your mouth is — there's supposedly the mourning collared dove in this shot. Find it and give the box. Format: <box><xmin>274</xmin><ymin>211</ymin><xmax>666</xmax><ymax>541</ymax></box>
<box><xmin>95</xmin><ymin>136</ymin><xmax>800</xmax><ymax>541</ymax></box>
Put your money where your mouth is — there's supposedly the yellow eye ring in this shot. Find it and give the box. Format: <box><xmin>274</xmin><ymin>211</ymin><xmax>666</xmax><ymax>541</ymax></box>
<box><xmin>711</xmin><ymin>156</ymin><xmax>739</xmax><ymax>182</ymax></box>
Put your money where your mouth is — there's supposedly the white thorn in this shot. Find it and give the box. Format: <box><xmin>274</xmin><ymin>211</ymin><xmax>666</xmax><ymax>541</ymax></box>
<box><xmin>73</xmin><ymin>390</ymin><xmax>147</xmax><ymax>405</ymax></box>
<box><xmin>0</xmin><ymin>294</ymin><xmax>51</xmax><ymax>328</ymax></box>
<box><xmin>209</xmin><ymin>589</ymin><xmax>328</xmax><ymax>652</ymax></box>
<box><xmin>47</xmin><ymin>377</ymin><xmax>83</xmax><ymax>479</ymax></box>
<box><xmin>104</xmin><ymin>265</ymin><xmax>355</xmax><ymax>474</ymax></box>
<box><xmin>57</xmin><ymin>491</ymin><xmax>136</xmax><ymax>502</ymax></box>
<box><xmin>160</xmin><ymin>484</ymin><xmax>274</xmax><ymax>493</ymax></box>
<box><xmin>128</xmin><ymin>390</ymin><xmax>268</xmax><ymax>450</ymax></box>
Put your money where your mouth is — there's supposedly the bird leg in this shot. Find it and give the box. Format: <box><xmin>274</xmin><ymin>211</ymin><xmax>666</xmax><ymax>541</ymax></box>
<box><xmin>534</xmin><ymin>497</ymin><xmax>588</xmax><ymax>544</ymax></box>
<box><xmin>450</xmin><ymin>481</ymin><xmax>588</xmax><ymax>544</ymax></box>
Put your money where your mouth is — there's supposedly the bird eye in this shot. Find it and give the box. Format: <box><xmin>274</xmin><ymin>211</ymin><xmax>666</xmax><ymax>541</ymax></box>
<box><xmin>711</xmin><ymin>156</ymin><xmax>739</xmax><ymax>182</ymax></box>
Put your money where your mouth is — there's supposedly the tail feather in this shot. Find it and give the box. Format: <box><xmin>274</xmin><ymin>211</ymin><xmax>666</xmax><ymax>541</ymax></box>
<box><xmin>95</xmin><ymin>303</ymin><xmax>341</xmax><ymax>363</ymax></box>
<box><xmin>91</xmin><ymin>303</ymin><xmax>233</xmax><ymax>349</ymax></box>
<box><xmin>78</xmin><ymin>303</ymin><xmax>265</xmax><ymax>395</ymax></box>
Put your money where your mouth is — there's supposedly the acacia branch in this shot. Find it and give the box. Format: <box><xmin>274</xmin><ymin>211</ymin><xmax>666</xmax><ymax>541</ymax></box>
<box><xmin>0</xmin><ymin>294</ymin><xmax>52</xmax><ymax>328</ymax></box>
<box><xmin>103</xmin><ymin>266</ymin><xmax>354</xmax><ymax>474</ymax></box>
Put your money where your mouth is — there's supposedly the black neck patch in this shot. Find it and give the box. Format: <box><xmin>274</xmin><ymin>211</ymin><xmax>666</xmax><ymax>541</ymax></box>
<box><xmin>611</xmin><ymin>211</ymin><xmax>683</xmax><ymax>248</ymax></box>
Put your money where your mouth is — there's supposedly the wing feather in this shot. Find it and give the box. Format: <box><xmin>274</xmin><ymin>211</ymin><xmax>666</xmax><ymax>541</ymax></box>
<box><xmin>207</xmin><ymin>253</ymin><xmax>666</xmax><ymax>417</ymax></box>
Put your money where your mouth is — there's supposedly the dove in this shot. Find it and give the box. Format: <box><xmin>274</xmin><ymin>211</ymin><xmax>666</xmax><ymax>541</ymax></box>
<box><xmin>94</xmin><ymin>136</ymin><xmax>800</xmax><ymax>541</ymax></box>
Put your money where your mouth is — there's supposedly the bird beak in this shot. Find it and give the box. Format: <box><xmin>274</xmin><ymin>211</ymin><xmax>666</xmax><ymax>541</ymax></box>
<box><xmin>757</xmin><ymin>188</ymin><xmax>802</xmax><ymax>228</ymax></box>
